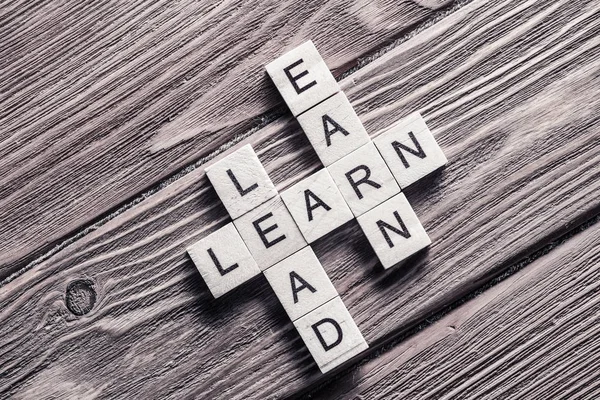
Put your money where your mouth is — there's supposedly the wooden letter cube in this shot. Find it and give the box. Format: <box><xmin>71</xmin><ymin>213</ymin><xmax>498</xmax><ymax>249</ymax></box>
<box><xmin>294</xmin><ymin>297</ymin><xmax>368</xmax><ymax>373</ymax></box>
<box><xmin>205</xmin><ymin>144</ymin><xmax>278</xmax><ymax>219</ymax></box>
<box><xmin>296</xmin><ymin>92</ymin><xmax>370</xmax><ymax>166</ymax></box>
<box><xmin>357</xmin><ymin>193</ymin><xmax>431</xmax><ymax>269</ymax></box>
<box><xmin>280</xmin><ymin>169</ymin><xmax>353</xmax><ymax>243</ymax></box>
<box><xmin>186</xmin><ymin>222</ymin><xmax>261</xmax><ymax>298</ymax></box>
<box><xmin>328</xmin><ymin>142</ymin><xmax>400</xmax><ymax>217</ymax></box>
<box><xmin>264</xmin><ymin>247</ymin><xmax>338</xmax><ymax>321</ymax></box>
<box><xmin>234</xmin><ymin>196</ymin><xmax>307</xmax><ymax>270</ymax></box>
<box><xmin>374</xmin><ymin>112</ymin><xmax>447</xmax><ymax>188</ymax></box>
<box><xmin>266</xmin><ymin>40</ymin><xmax>340</xmax><ymax>116</ymax></box>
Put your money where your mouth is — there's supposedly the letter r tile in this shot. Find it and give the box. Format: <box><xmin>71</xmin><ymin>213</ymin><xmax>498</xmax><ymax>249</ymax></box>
<box><xmin>293</xmin><ymin>297</ymin><xmax>368</xmax><ymax>373</ymax></box>
<box><xmin>264</xmin><ymin>247</ymin><xmax>338</xmax><ymax>321</ymax></box>
<box><xmin>234</xmin><ymin>196</ymin><xmax>307</xmax><ymax>270</ymax></box>
<box><xmin>266</xmin><ymin>40</ymin><xmax>340</xmax><ymax>116</ymax></box>
<box><xmin>328</xmin><ymin>142</ymin><xmax>400</xmax><ymax>217</ymax></box>
<box><xmin>205</xmin><ymin>144</ymin><xmax>278</xmax><ymax>219</ymax></box>
<box><xmin>187</xmin><ymin>222</ymin><xmax>261</xmax><ymax>298</ymax></box>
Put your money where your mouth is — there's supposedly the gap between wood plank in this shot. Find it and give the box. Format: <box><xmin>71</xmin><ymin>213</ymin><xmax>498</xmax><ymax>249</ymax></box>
<box><xmin>0</xmin><ymin>0</ymin><xmax>461</xmax><ymax>278</ymax></box>
<box><xmin>1</xmin><ymin>0</ymin><xmax>598</xmax><ymax>397</ymax></box>
<box><xmin>298</xmin><ymin>212</ymin><xmax>600</xmax><ymax>399</ymax></box>
<box><xmin>0</xmin><ymin>0</ymin><xmax>472</xmax><ymax>287</ymax></box>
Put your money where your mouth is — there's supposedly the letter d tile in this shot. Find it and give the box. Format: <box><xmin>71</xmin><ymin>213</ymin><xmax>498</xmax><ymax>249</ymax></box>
<box><xmin>293</xmin><ymin>297</ymin><xmax>368</xmax><ymax>373</ymax></box>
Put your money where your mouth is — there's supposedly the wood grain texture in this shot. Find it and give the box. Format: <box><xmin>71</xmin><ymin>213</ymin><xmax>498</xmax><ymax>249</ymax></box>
<box><xmin>311</xmin><ymin>220</ymin><xmax>600</xmax><ymax>400</ymax></box>
<box><xmin>1</xmin><ymin>0</ymin><xmax>600</xmax><ymax>398</ymax></box>
<box><xmin>0</xmin><ymin>0</ymin><xmax>451</xmax><ymax>277</ymax></box>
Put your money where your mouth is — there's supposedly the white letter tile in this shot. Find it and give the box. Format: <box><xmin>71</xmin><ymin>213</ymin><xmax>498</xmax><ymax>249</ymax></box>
<box><xmin>294</xmin><ymin>297</ymin><xmax>368</xmax><ymax>374</ymax></box>
<box><xmin>374</xmin><ymin>112</ymin><xmax>447</xmax><ymax>189</ymax></box>
<box><xmin>234</xmin><ymin>196</ymin><xmax>307</xmax><ymax>270</ymax></box>
<box><xmin>296</xmin><ymin>92</ymin><xmax>370</xmax><ymax>166</ymax></box>
<box><xmin>186</xmin><ymin>222</ymin><xmax>261</xmax><ymax>298</ymax></box>
<box><xmin>205</xmin><ymin>144</ymin><xmax>278</xmax><ymax>219</ymax></box>
<box><xmin>328</xmin><ymin>142</ymin><xmax>400</xmax><ymax>217</ymax></box>
<box><xmin>266</xmin><ymin>40</ymin><xmax>340</xmax><ymax>116</ymax></box>
<box><xmin>357</xmin><ymin>193</ymin><xmax>430</xmax><ymax>269</ymax></box>
<box><xmin>281</xmin><ymin>169</ymin><xmax>353</xmax><ymax>243</ymax></box>
<box><xmin>264</xmin><ymin>247</ymin><xmax>338</xmax><ymax>321</ymax></box>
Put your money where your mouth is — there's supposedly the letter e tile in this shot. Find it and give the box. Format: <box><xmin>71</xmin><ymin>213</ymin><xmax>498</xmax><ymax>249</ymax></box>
<box><xmin>294</xmin><ymin>297</ymin><xmax>368</xmax><ymax>373</ymax></box>
<box><xmin>266</xmin><ymin>40</ymin><xmax>340</xmax><ymax>116</ymax></box>
<box><xmin>234</xmin><ymin>196</ymin><xmax>307</xmax><ymax>270</ymax></box>
<box><xmin>187</xmin><ymin>222</ymin><xmax>261</xmax><ymax>298</ymax></box>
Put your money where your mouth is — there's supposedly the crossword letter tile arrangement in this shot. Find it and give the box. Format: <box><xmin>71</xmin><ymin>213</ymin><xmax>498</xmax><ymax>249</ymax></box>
<box><xmin>187</xmin><ymin>40</ymin><xmax>447</xmax><ymax>373</ymax></box>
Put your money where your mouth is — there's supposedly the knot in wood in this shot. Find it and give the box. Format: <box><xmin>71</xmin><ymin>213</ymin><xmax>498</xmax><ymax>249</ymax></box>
<box><xmin>65</xmin><ymin>279</ymin><xmax>96</xmax><ymax>316</ymax></box>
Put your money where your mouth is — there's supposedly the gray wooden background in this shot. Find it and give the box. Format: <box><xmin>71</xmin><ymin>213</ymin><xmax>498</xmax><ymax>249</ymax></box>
<box><xmin>1</xmin><ymin>0</ymin><xmax>599</xmax><ymax>398</ymax></box>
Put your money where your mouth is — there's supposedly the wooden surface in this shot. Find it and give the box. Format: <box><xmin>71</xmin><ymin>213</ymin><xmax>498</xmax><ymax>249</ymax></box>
<box><xmin>311</xmin><ymin>220</ymin><xmax>600</xmax><ymax>400</ymax></box>
<box><xmin>2</xmin><ymin>0</ymin><xmax>600</xmax><ymax>398</ymax></box>
<box><xmin>0</xmin><ymin>0</ymin><xmax>452</xmax><ymax>277</ymax></box>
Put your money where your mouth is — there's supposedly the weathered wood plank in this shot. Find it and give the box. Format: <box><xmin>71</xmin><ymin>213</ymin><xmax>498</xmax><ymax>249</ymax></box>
<box><xmin>0</xmin><ymin>0</ymin><xmax>451</xmax><ymax>277</ymax></box>
<box><xmin>1</xmin><ymin>0</ymin><xmax>599</xmax><ymax>398</ymax></box>
<box><xmin>310</xmin><ymin>220</ymin><xmax>600</xmax><ymax>400</ymax></box>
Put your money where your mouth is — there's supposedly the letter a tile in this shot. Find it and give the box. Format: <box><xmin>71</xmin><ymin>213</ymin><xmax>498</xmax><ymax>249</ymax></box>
<box><xmin>296</xmin><ymin>92</ymin><xmax>370</xmax><ymax>166</ymax></box>
<box><xmin>294</xmin><ymin>297</ymin><xmax>368</xmax><ymax>373</ymax></box>
<box><xmin>281</xmin><ymin>169</ymin><xmax>353</xmax><ymax>243</ymax></box>
<box><xmin>205</xmin><ymin>144</ymin><xmax>278</xmax><ymax>219</ymax></box>
<box><xmin>234</xmin><ymin>196</ymin><xmax>307</xmax><ymax>270</ymax></box>
<box><xmin>266</xmin><ymin>40</ymin><xmax>340</xmax><ymax>116</ymax></box>
<box><xmin>357</xmin><ymin>193</ymin><xmax>431</xmax><ymax>269</ymax></box>
<box><xmin>187</xmin><ymin>222</ymin><xmax>261</xmax><ymax>298</ymax></box>
<box><xmin>264</xmin><ymin>247</ymin><xmax>338</xmax><ymax>321</ymax></box>
<box><xmin>328</xmin><ymin>142</ymin><xmax>400</xmax><ymax>217</ymax></box>
<box><xmin>374</xmin><ymin>112</ymin><xmax>447</xmax><ymax>189</ymax></box>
